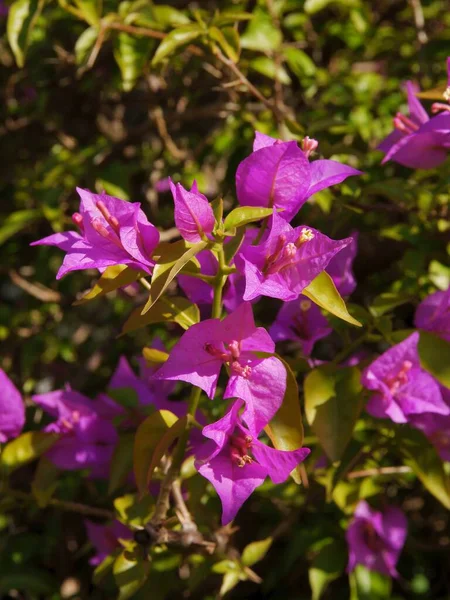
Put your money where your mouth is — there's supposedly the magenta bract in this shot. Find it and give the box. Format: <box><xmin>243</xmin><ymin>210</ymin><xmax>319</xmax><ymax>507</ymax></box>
<box><xmin>170</xmin><ymin>179</ymin><xmax>215</xmax><ymax>242</ymax></box>
<box><xmin>195</xmin><ymin>400</ymin><xmax>310</xmax><ymax>524</ymax></box>
<box><xmin>361</xmin><ymin>332</ymin><xmax>450</xmax><ymax>423</ymax></box>
<box><xmin>346</xmin><ymin>500</ymin><xmax>407</xmax><ymax>577</ymax></box>
<box><xmin>31</xmin><ymin>188</ymin><xmax>160</xmax><ymax>279</ymax></box>
<box><xmin>415</xmin><ymin>286</ymin><xmax>450</xmax><ymax>343</ymax></box>
<box><xmin>0</xmin><ymin>369</ymin><xmax>25</xmax><ymax>443</ymax></box>
<box><xmin>153</xmin><ymin>302</ymin><xmax>286</xmax><ymax>435</ymax></box>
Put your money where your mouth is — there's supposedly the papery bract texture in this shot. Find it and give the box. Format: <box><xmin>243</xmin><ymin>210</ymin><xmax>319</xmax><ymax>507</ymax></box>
<box><xmin>361</xmin><ymin>332</ymin><xmax>450</xmax><ymax>424</ymax></box>
<box><xmin>236</xmin><ymin>131</ymin><xmax>361</xmax><ymax>221</ymax></box>
<box><xmin>346</xmin><ymin>500</ymin><xmax>407</xmax><ymax>577</ymax></box>
<box><xmin>326</xmin><ymin>232</ymin><xmax>358</xmax><ymax>296</ymax></box>
<box><xmin>195</xmin><ymin>400</ymin><xmax>310</xmax><ymax>524</ymax></box>
<box><xmin>0</xmin><ymin>369</ymin><xmax>25</xmax><ymax>443</ymax></box>
<box><xmin>32</xmin><ymin>387</ymin><xmax>118</xmax><ymax>476</ymax></box>
<box><xmin>410</xmin><ymin>385</ymin><xmax>450</xmax><ymax>461</ymax></box>
<box><xmin>31</xmin><ymin>188</ymin><xmax>159</xmax><ymax>279</ymax></box>
<box><xmin>170</xmin><ymin>179</ymin><xmax>215</xmax><ymax>242</ymax></box>
<box><xmin>235</xmin><ymin>212</ymin><xmax>351</xmax><ymax>302</ymax></box>
<box><xmin>269</xmin><ymin>296</ymin><xmax>331</xmax><ymax>356</ymax></box>
<box><xmin>153</xmin><ymin>302</ymin><xmax>286</xmax><ymax>434</ymax></box>
<box><xmin>378</xmin><ymin>81</ymin><xmax>450</xmax><ymax>169</ymax></box>
<box><xmin>414</xmin><ymin>286</ymin><xmax>450</xmax><ymax>342</ymax></box>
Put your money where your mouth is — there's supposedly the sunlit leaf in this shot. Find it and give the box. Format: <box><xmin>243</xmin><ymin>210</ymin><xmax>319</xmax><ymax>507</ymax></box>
<box><xmin>73</xmin><ymin>0</ymin><xmax>100</xmax><ymax>25</ymax></box>
<box><xmin>303</xmin><ymin>271</ymin><xmax>362</xmax><ymax>327</ymax></box>
<box><xmin>265</xmin><ymin>355</ymin><xmax>305</xmax><ymax>483</ymax></box>
<box><xmin>152</xmin><ymin>24</ymin><xmax>203</xmax><ymax>65</ymax></box>
<box><xmin>73</xmin><ymin>265</ymin><xmax>144</xmax><ymax>305</ymax></box>
<box><xmin>133</xmin><ymin>410</ymin><xmax>179</xmax><ymax>494</ymax></box>
<box><xmin>31</xmin><ymin>457</ymin><xmax>59</xmax><ymax>508</ymax></box>
<box><xmin>114</xmin><ymin>550</ymin><xmax>150</xmax><ymax>600</ymax></box>
<box><xmin>0</xmin><ymin>209</ymin><xmax>40</xmax><ymax>245</ymax></box>
<box><xmin>309</xmin><ymin>540</ymin><xmax>346</xmax><ymax>600</ymax></box>
<box><xmin>141</xmin><ymin>240</ymin><xmax>207</xmax><ymax>313</ymax></box>
<box><xmin>0</xmin><ymin>432</ymin><xmax>59</xmax><ymax>472</ymax></box>
<box><xmin>7</xmin><ymin>0</ymin><xmax>44</xmax><ymax>67</ymax></box>
<box><xmin>398</xmin><ymin>427</ymin><xmax>450</xmax><ymax>510</ymax></box>
<box><xmin>147</xmin><ymin>416</ymin><xmax>187</xmax><ymax>482</ymax></box>
<box><xmin>223</xmin><ymin>206</ymin><xmax>273</xmax><ymax>233</ymax></box>
<box><xmin>122</xmin><ymin>296</ymin><xmax>200</xmax><ymax>335</ymax></box>
<box><xmin>304</xmin><ymin>366</ymin><xmax>363</xmax><ymax>462</ymax></box>
<box><xmin>241</xmin><ymin>537</ymin><xmax>272</xmax><ymax>567</ymax></box>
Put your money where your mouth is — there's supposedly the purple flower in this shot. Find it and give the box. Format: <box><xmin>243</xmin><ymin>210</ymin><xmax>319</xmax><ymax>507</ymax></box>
<box><xmin>32</xmin><ymin>387</ymin><xmax>118</xmax><ymax>476</ymax></box>
<box><xmin>410</xmin><ymin>385</ymin><xmax>450</xmax><ymax>461</ymax></box>
<box><xmin>414</xmin><ymin>286</ymin><xmax>450</xmax><ymax>343</ymax></box>
<box><xmin>346</xmin><ymin>500</ymin><xmax>407</xmax><ymax>577</ymax></box>
<box><xmin>0</xmin><ymin>369</ymin><xmax>25</xmax><ymax>443</ymax></box>
<box><xmin>326</xmin><ymin>232</ymin><xmax>358</xmax><ymax>296</ymax></box>
<box><xmin>153</xmin><ymin>302</ymin><xmax>286</xmax><ymax>435</ymax></box>
<box><xmin>234</xmin><ymin>211</ymin><xmax>351</xmax><ymax>302</ymax></box>
<box><xmin>31</xmin><ymin>188</ymin><xmax>160</xmax><ymax>279</ymax></box>
<box><xmin>361</xmin><ymin>333</ymin><xmax>450</xmax><ymax>424</ymax></box>
<box><xmin>170</xmin><ymin>179</ymin><xmax>215</xmax><ymax>243</ymax></box>
<box><xmin>378</xmin><ymin>79</ymin><xmax>450</xmax><ymax>169</ymax></box>
<box><xmin>269</xmin><ymin>296</ymin><xmax>331</xmax><ymax>356</ymax></box>
<box><xmin>195</xmin><ymin>400</ymin><xmax>310</xmax><ymax>524</ymax></box>
<box><xmin>0</xmin><ymin>0</ymin><xmax>9</xmax><ymax>17</ymax></box>
<box><xmin>108</xmin><ymin>352</ymin><xmax>182</xmax><ymax>417</ymax></box>
<box><xmin>85</xmin><ymin>520</ymin><xmax>131</xmax><ymax>566</ymax></box>
<box><xmin>236</xmin><ymin>131</ymin><xmax>361</xmax><ymax>222</ymax></box>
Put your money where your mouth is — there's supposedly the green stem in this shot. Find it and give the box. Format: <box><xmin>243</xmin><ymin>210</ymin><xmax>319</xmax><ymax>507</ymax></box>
<box><xmin>212</xmin><ymin>248</ymin><xmax>227</xmax><ymax>319</ymax></box>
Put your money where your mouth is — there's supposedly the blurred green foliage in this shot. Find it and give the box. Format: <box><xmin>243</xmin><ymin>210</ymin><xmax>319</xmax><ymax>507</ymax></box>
<box><xmin>1</xmin><ymin>0</ymin><xmax>450</xmax><ymax>598</ymax></box>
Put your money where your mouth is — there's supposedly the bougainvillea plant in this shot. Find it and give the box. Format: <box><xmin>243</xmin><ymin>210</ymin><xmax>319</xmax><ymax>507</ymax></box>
<box><xmin>2</xmin><ymin>1</ymin><xmax>450</xmax><ymax>595</ymax></box>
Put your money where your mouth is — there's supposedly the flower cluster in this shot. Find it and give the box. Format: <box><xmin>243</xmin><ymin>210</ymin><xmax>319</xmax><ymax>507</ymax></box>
<box><xmin>5</xmin><ymin>110</ymin><xmax>450</xmax><ymax>590</ymax></box>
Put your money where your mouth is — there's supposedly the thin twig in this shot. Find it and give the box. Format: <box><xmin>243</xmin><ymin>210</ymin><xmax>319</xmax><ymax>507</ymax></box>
<box><xmin>9</xmin><ymin>489</ymin><xmax>114</xmax><ymax>519</ymax></box>
<box><xmin>172</xmin><ymin>479</ymin><xmax>196</xmax><ymax>530</ymax></box>
<box><xmin>409</xmin><ymin>0</ymin><xmax>428</xmax><ymax>45</ymax></box>
<box><xmin>151</xmin><ymin>107</ymin><xmax>187</xmax><ymax>160</ymax></box>
<box><xmin>9</xmin><ymin>270</ymin><xmax>62</xmax><ymax>303</ymax></box>
<box><xmin>347</xmin><ymin>466</ymin><xmax>412</xmax><ymax>480</ymax></box>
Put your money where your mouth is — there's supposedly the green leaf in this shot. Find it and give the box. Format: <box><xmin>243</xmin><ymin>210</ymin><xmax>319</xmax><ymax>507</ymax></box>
<box><xmin>209</xmin><ymin>26</ymin><xmax>240</xmax><ymax>63</ymax></box>
<box><xmin>7</xmin><ymin>0</ymin><xmax>44</xmax><ymax>67</ymax></box>
<box><xmin>309</xmin><ymin>540</ymin><xmax>346</xmax><ymax>600</ymax></box>
<box><xmin>240</xmin><ymin>8</ymin><xmax>281</xmax><ymax>51</ymax></box>
<box><xmin>250</xmin><ymin>56</ymin><xmax>291</xmax><ymax>85</ymax></box>
<box><xmin>31</xmin><ymin>457</ymin><xmax>59</xmax><ymax>508</ymax></box>
<box><xmin>75</xmin><ymin>25</ymin><xmax>99</xmax><ymax>66</ymax></box>
<box><xmin>152</xmin><ymin>5</ymin><xmax>190</xmax><ymax>27</ymax></box>
<box><xmin>93</xmin><ymin>553</ymin><xmax>118</xmax><ymax>585</ymax></box>
<box><xmin>211</xmin><ymin>196</ymin><xmax>224</xmax><ymax>226</ymax></box>
<box><xmin>122</xmin><ymin>296</ymin><xmax>200</xmax><ymax>335</ymax></box>
<box><xmin>418</xmin><ymin>330</ymin><xmax>450</xmax><ymax>388</ymax></box>
<box><xmin>398</xmin><ymin>427</ymin><xmax>450</xmax><ymax>510</ymax></box>
<box><xmin>241</xmin><ymin>537</ymin><xmax>272</xmax><ymax>567</ymax></box>
<box><xmin>350</xmin><ymin>564</ymin><xmax>392</xmax><ymax>600</ymax></box>
<box><xmin>109</xmin><ymin>433</ymin><xmax>135</xmax><ymax>495</ymax></box>
<box><xmin>223</xmin><ymin>207</ymin><xmax>273</xmax><ymax>233</ymax></box>
<box><xmin>141</xmin><ymin>240</ymin><xmax>207</xmax><ymax>313</ymax></box>
<box><xmin>133</xmin><ymin>410</ymin><xmax>179</xmax><ymax>494</ymax></box>
<box><xmin>265</xmin><ymin>355</ymin><xmax>305</xmax><ymax>484</ymax></box>
<box><xmin>0</xmin><ymin>568</ymin><xmax>57</xmax><ymax>596</ymax></box>
<box><xmin>303</xmin><ymin>271</ymin><xmax>362</xmax><ymax>327</ymax></box>
<box><xmin>369</xmin><ymin>292</ymin><xmax>414</xmax><ymax>317</ymax></box>
<box><xmin>114</xmin><ymin>551</ymin><xmax>150</xmax><ymax>600</ymax></box>
<box><xmin>73</xmin><ymin>0</ymin><xmax>101</xmax><ymax>25</ymax></box>
<box><xmin>115</xmin><ymin>494</ymin><xmax>154</xmax><ymax>527</ymax></box>
<box><xmin>219</xmin><ymin>571</ymin><xmax>241</xmax><ymax>596</ymax></box>
<box><xmin>146</xmin><ymin>416</ymin><xmax>187</xmax><ymax>482</ymax></box>
<box><xmin>73</xmin><ymin>265</ymin><xmax>144</xmax><ymax>305</ymax></box>
<box><xmin>0</xmin><ymin>432</ymin><xmax>59</xmax><ymax>472</ymax></box>
<box><xmin>304</xmin><ymin>366</ymin><xmax>363</xmax><ymax>462</ymax></box>
<box><xmin>212</xmin><ymin>10</ymin><xmax>252</xmax><ymax>26</ymax></box>
<box><xmin>0</xmin><ymin>209</ymin><xmax>40</xmax><ymax>245</ymax></box>
<box><xmin>152</xmin><ymin>24</ymin><xmax>203</xmax><ymax>65</ymax></box>
<box><xmin>114</xmin><ymin>32</ymin><xmax>153</xmax><ymax>92</ymax></box>
<box><xmin>283</xmin><ymin>47</ymin><xmax>316</xmax><ymax>77</ymax></box>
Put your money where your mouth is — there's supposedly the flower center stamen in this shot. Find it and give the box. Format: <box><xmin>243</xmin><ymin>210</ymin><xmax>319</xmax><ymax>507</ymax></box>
<box><xmin>301</xmin><ymin>136</ymin><xmax>319</xmax><ymax>158</ymax></box>
<box><xmin>229</xmin><ymin>434</ymin><xmax>253</xmax><ymax>467</ymax></box>
<box><xmin>386</xmin><ymin>360</ymin><xmax>413</xmax><ymax>394</ymax></box>
<box><xmin>393</xmin><ymin>113</ymin><xmax>419</xmax><ymax>135</ymax></box>
<box><xmin>204</xmin><ymin>340</ymin><xmax>252</xmax><ymax>379</ymax></box>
